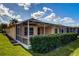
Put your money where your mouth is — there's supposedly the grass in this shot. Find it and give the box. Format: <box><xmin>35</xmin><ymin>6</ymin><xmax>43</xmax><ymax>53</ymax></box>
<box><xmin>0</xmin><ymin>33</ymin><xmax>32</xmax><ymax>56</ymax></box>
<box><xmin>31</xmin><ymin>38</ymin><xmax>79</xmax><ymax>56</ymax></box>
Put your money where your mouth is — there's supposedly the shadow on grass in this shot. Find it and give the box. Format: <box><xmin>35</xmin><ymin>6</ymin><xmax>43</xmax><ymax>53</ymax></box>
<box><xmin>5</xmin><ymin>34</ymin><xmax>20</xmax><ymax>46</ymax></box>
<box><xmin>30</xmin><ymin>38</ymin><xmax>79</xmax><ymax>56</ymax></box>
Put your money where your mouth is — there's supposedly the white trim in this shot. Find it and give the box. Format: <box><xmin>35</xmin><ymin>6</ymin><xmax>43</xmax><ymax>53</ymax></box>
<box><xmin>57</xmin><ymin>28</ymin><xmax>60</xmax><ymax>34</ymax></box>
<box><xmin>14</xmin><ymin>39</ymin><xmax>31</xmax><ymax>49</ymax></box>
<box><xmin>76</xmin><ymin>28</ymin><xmax>77</xmax><ymax>33</ymax></box>
<box><xmin>44</xmin><ymin>24</ymin><xmax>45</xmax><ymax>35</ymax></box>
<box><xmin>17</xmin><ymin>34</ymin><xmax>28</xmax><ymax>39</ymax></box>
<box><xmin>27</xmin><ymin>20</ymin><xmax>30</xmax><ymax>45</ymax></box>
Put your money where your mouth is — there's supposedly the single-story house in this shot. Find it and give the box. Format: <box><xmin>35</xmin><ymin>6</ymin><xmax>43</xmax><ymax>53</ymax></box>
<box><xmin>5</xmin><ymin>18</ymin><xmax>79</xmax><ymax>49</ymax></box>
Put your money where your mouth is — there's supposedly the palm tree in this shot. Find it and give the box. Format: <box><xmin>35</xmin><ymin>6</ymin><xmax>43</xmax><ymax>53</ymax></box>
<box><xmin>9</xmin><ymin>18</ymin><xmax>18</xmax><ymax>25</ymax></box>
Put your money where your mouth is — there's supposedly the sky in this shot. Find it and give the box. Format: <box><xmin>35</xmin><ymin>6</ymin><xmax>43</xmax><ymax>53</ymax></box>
<box><xmin>0</xmin><ymin>3</ymin><xmax>79</xmax><ymax>26</ymax></box>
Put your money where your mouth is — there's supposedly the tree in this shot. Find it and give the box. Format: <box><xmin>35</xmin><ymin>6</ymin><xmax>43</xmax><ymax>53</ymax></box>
<box><xmin>0</xmin><ymin>23</ymin><xmax>7</xmax><ymax>33</ymax></box>
<box><xmin>10</xmin><ymin>18</ymin><xmax>18</xmax><ymax>25</ymax></box>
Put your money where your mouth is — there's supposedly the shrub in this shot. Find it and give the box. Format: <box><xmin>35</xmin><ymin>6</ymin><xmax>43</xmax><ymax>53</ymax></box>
<box><xmin>31</xmin><ymin>33</ymin><xmax>78</xmax><ymax>53</ymax></box>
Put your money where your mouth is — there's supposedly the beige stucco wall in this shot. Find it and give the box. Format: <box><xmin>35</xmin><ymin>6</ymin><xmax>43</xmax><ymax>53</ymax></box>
<box><xmin>45</xmin><ymin>26</ymin><xmax>52</xmax><ymax>35</ymax></box>
<box><xmin>34</xmin><ymin>26</ymin><xmax>38</xmax><ymax>35</ymax></box>
<box><xmin>19</xmin><ymin>25</ymin><xmax>38</xmax><ymax>37</ymax></box>
<box><xmin>51</xmin><ymin>26</ymin><xmax>60</xmax><ymax>34</ymax></box>
<box><xmin>20</xmin><ymin>25</ymin><xmax>57</xmax><ymax>36</ymax></box>
<box><xmin>18</xmin><ymin>24</ymin><xmax>59</xmax><ymax>37</ymax></box>
<box><xmin>6</xmin><ymin>26</ymin><xmax>16</xmax><ymax>39</ymax></box>
<box><xmin>19</xmin><ymin>25</ymin><xmax>52</xmax><ymax>36</ymax></box>
<box><xmin>5</xmin><ymin>24</ymin><xmax>60</xmax><ymax>40</ymax></box>
<box><xmin>5</xmin><ymin>23</ymin><xmax>79</xmax><ymax>42</ymax></box>
<box><xmin>51</xmin><ymin>26</ymin><xmax>55</xmax><ymax>34</ymax></box>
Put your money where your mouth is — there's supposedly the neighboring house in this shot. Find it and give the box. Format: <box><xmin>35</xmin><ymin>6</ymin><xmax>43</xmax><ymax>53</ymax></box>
<box><xmin>5</xmin><ymin>18</ymin><xmax>79</xmax><ymax>49</ymax></box>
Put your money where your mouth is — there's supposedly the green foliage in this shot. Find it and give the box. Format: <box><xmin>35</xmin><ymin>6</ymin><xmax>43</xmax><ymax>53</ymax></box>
<box><xmin>10</xmin><ymin>18</ymin><xmax>18</xmax><ymax>25</ymax></box>
<box><xmin>0</xmin><ymin>23</ymin><xmax>7</xmax><ymax>33</ymax></box>
<box><xmin>31</xmin><ymin>33</ymin><xmax>78</xmax><ymax>53</ymax></box>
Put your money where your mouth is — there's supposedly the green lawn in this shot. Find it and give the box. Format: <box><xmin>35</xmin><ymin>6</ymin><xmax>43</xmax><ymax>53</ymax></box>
<box><xmin>31</xmin><ymin>38</ymin><xmax>79</xmax><ymax>56</ymax></box>
<box><xmin>0</xmin><ymin>33</ymin><xmax>32</xmax><ymax>56</ymax></box>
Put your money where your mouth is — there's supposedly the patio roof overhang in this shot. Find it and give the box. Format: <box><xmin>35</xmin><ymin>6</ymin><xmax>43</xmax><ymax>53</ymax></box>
<box><xmin>7</xmin><ymin>18</ymin><xmax>79</xmax><ymax>28</ymax></box>
<box><xmin>17</xmin><ymin>18</ymin><xmax>69</xmax><ymax>27</ymax></box>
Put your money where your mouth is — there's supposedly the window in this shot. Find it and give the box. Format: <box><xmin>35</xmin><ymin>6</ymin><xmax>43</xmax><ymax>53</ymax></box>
<box><xmin>17</xmin><ymin>27</ymin><xmax>20</xmax><ymax>34</ymax></box>
<box><xmin>77</xmin><ymin>28</ymin><xmax>79</xmax><ymax>33</ymax></box>
<box><xmin>59</xmin><ymin>28</ymin><xmax>63</xmax><ymax>33</ymax></box>
<box><xmin>29</xmin><ymin>27</ymin><xmax>33</xmax><ymax>35</ymax></box>
<box><xmin>24</xmin><ymin>27</ymin><xmax>34</xmax><ymax>35</ymax></box>
<box><xmin>61</xmin><ymin>28</ymin><xmax>64</xmax><ymax>33</ymax></box>
<box><xmin>55</xmin><ymin>28</ymin><xmax>58</xmax><ymax>33</ymax></box>
<box><xmin>67</xmin><ymin>28</ymin><xmax>69</xmax><ymax>33</ymax></box>
<box><xmin>38</xmin><ymin>28</ymin><xmax>40</xmax><ymax>35</ymax></box>
<box><xmin>24</xmin><ymin>27</ymin><xmax>27</xmax><ymax>35</ymax></box>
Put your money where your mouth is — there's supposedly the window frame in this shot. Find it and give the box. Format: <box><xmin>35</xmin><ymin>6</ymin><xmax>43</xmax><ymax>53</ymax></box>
<box><xmin>24</xmin><ymin>27</ymin><xmax>34</xmax><ymax>35</ymax></box>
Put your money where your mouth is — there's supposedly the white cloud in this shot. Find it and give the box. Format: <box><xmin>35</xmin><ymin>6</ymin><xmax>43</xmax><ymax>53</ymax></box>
<box><xmin>18</xmin><ymin>3</ymin><xmax>40</xmax><ymax>10</ymax></box>
<box><xmin>15</xmin><ymin>15</ymin><xmax>21</xmax><ymax>19</ymax></box>
<box><xmin>9</xmin><ymin>10</ymin><xmax>14</xmax><ymax>14</ymax></box>
<box><xmin>18</xmin><ymin>3</ymin><xmax>31</xmax><ymax>10</ymax></box>
<box><xmin>44</xmin><ymin>13</ymin><xmax>56</xmax><ymax>21</ymax></box>
<box><xmin>15</xmin><ymin>15</ymin><xmax>22</xmax><ymax>21</ymax></box>
<box><xmin>0</xmin><ymin>17</ymin><xmax>3</xmax><ymax>23</ymax></box>
<box><xmin>75</xmin><ymin>23</ymin><xmax>79</xmax><ymax>27</ymax></box>
<box><xmin>0</xmin><ymin>4</ymin><xmax>9</xmax><ymax>16</ymax></box>
<box><xmin>0</xmin><ymin>17</ymin><xmax>9</xmax><ymax>24</ymax></box>
<box><xmin>0</xmin><ymin>4</ymin><xmax>23</xmax><ymax>23</ymax></box>
<box><xmin>18</xmin><ymin>3</ymin><xmax>24</xmax><ymax>6</ymax></box>
<box><xmin>44</xmin><ymin>13</ymin><xmax>75</xmax><ymax>25</ymax></box>
<box><xmin>60</xmin><ymin>17</ymin><xmax>75</xmax><ymax>24</ymax></box>
<box><xmin>44</xmin><ymin>13</ymin><xmax>62</xmax><ymax>24</ymax></box>
<box><xmin>0</xmin><ymin>4</ymin><xmax>14</xmax><ymax>18</ymax></box>
<box><xmin>31</xmin><ymin>7</ymin><xmax>53</xmax><ymax>19</ymax></box>
<box><xmin>53</xmin><ymin>16</ymin><xmax>61</xmax><ymax>24</ymax></box>
<box><xmin>44</xmin><ymin>14</ymin><xmax>76</xmax><ymax>26</ymax></box>
<box><xmin>0</xmin><ymin>4</ymin><xmax>13</xmax><ymax>23</ymax></box>
<box><xmin>31</xmin><ymin>6</ymin><xmax>76</xmax><ymax>26</ymax></box>
<box><xmin>31</xmin><ymin>11</ymin><xmax>45</xmax><ymax>19</ymax></box>
<box><xmin>43</xmin><ymin>7</ymin><xmax>53</xmax><ymax>12</ymax></box>
<box><xmin>10</xmin><ymin>14</ymin><xmax>22</xmax><ymax>21</ymax></box>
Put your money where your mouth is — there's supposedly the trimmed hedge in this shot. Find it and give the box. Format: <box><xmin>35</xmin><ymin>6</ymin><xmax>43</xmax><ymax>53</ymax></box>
<box><xmin>31</xmin><ymin>33</ymin><xmax>78</xmax><ymax>53</ymax></box>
